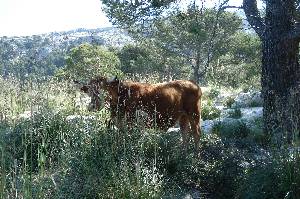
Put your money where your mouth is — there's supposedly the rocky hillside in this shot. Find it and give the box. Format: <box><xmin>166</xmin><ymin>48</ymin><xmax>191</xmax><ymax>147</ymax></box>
<box><xmin>0</xmin><ymin>27</ymin><xmax>131</xmax><ymax>78</ymax></box>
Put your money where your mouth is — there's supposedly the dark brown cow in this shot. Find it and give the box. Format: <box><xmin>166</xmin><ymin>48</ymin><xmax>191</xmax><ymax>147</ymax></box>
<box><xmin>77</xmin><ymin>76</ymin><xmax>202</xmax><ymax>151</ymax></box>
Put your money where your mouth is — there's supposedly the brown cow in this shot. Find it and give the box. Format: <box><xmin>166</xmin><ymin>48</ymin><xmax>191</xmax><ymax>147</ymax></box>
<box><xmin>77</xmin><ymin>76</ymin><xmax>202</xmax><ymax>152</ymax></box>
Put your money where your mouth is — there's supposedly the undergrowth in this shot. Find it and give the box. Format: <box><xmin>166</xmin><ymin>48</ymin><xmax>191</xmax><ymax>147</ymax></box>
<box><xmin>1</xmin><ymin>77</ymin><xmax>300</xmax><ymax>199</ymax></box>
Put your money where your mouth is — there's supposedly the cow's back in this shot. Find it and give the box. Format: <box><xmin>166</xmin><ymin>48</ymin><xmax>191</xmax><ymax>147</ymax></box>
<box><xmin>139</xmin><ymin>80</ymin><xmax>201</xmax><ymax>128</ymax></box>
<box><xmin>152</xmin><ymin>80</ymin><xmax>201</xmax><ymax>108</ymax></box>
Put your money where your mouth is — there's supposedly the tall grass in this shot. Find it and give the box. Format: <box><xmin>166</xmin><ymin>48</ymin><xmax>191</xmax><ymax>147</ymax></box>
<box><xmin>1</xmin><ymin>76</ymin><xmax>300</xmax><ymax>198</ymax></box>
<box><xmin>0</xmin><ymin>76</ymin><xmax>77</xmax><ymax>198</ymax></box>
<box><xmin>0</xmin><ymin>76</ymin><xmax>168</xmax><ymax>198</ymax></box>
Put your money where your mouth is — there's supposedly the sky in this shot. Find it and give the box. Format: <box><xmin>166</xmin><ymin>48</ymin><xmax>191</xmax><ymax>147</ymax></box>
<box><xmin>0</xmin><ymin>0</ymin><xmax>247</xmax><ymax>37</ymax></box>
<box><xmin>0</xmin><ymin>0</ymin><xmax>112</xmax><ymax>36</ymax></box>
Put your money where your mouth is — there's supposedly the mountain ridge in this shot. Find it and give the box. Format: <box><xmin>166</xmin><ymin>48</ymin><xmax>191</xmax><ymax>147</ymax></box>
<box><xmin>0</xmin><ymin>27</ymin><xmax>131</xmax><ymax>78</ymax></box>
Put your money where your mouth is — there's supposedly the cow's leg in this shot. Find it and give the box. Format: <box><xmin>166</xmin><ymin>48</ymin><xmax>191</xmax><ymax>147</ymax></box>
<box><xmin>189</xmin><ymin>113</ymin><xmax>201</xmax><ymax>155</ymax></box>
<box><xmin>179</xmin><ymin>115</ymin><xmax>190</xmax><ymax>152</ymax></box>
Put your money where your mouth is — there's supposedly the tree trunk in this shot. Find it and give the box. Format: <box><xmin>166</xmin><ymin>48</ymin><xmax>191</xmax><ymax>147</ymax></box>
<box><xmin>262</xmin><ymin>37</ymin><xmax>300</xmax><ymax>146</ymax></box>
<box><xmin>192</xmin><ymin>51</ymin><xmax>201</xmax><ymax>83</ymax></box>
<box><xmin>261</xmin><ymin>1</ymin><xmax>300</xmax><ymax>146</ymax></box>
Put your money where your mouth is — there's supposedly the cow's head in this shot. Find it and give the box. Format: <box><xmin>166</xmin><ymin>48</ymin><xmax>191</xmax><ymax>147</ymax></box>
<box><xmin>74</xmin><ymin>76</ymin><xmax>120</xmax><ymax>111</ymax></box>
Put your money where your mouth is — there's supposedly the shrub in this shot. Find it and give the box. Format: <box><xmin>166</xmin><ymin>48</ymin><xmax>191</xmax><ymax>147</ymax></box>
<box><xmin>160</xmin><ymin>134</ymin><xmax>250</xmax><ymax>199</ymax></box>
<box><xmin>227</xmin><ymin>108</ymin><xmax>242</xmax><ymax>119</ymax></box>
<box><xmin>207</xmin><ymin>88</ymin><xmax>220</xmax><ymax>100</ymax></box>
<box><xmin>57</xmin><ymin>126</ymin><xmax>164</xmax><ymax>198</ymax></box>
<box><xmin>224</xmin><ymin>96</ymin><xmax>235</xmax><ymax>108</ymax></box>
<box><xmin>3</xmin><ymin>110</ymin><xmax>73</xmax><ymax>172</ymax></box>
<box><xmin>246</xmin><ymin>117</ymin><xmax>267</xmax><ymax>145</ymax></box>
<box><xmin>202</xmin><ymin>100</ymin><xmax>221</xmax><ymax>120</ymax></box>
<box><xmin>248</xmin><ymin>100</ymin><xmax>262</xmax><ymax>108</ymax></box>
<box><xmin>237</xmin><ymin>150</ymin><xmax>300</xmax><ymax>199</ymax></box>
<box><xmin>213</xmin><ymin>119</ymin><xmax>250</xmax><ymax>139</ymax></box>
<box><xmin>62</xmin><ymin>44</ymin><xmax>123</xmax><ymax>81</ymax></box>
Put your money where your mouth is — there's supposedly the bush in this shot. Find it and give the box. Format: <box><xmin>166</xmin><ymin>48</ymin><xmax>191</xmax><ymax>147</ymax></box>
<box><xmin>224</xmin><ymin>96</ymin><xmax>235</xmax><ymax>108</ymax></box>
<box><xmin>227</xmin><ymin>108</ymin><xmax>242</xmax><ymax>119</ymax></box>
<box><xmin>3</xmin><ymin>110</ymin><xmax>73</xmax><ymax>172</ymax></box>
<box><xmin>237</xmin><ymin>150</ymin><xmax>300</xmax><ymax>199</ymax></box>
<box><xmin>202</xmin><ymin>100</ymin><xmax>221</xmax><ymax>120</ymax></box>
<box><xmin>56</xmin><ymin>122</ymin><xmax>258</xmax><ymax>199</ymax></box>
<box><xmin>160</xmin><ymin>134</ymin><xmax>251</xmax><ymax>199</ymax></box>
<box><xmin>213</xmin><ymin>119</ymin><xmax>250</xmax><ymax>139</ymax></box>
<box><xmin>207</xmin><ymin>88</ymin><xmax>221</xmax><ymax>100</ymax></box>
<box><xmin>57</xmin><ymin>126</ymin><xmax>164</xmax><ymax>198</ymax></box>
<box><xmin>62</xmin><ymin>43</ymin><xmax>123</xmax><ymax>81</ymax></box>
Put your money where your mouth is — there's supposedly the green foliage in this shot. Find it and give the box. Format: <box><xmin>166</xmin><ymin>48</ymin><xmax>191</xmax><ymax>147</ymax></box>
<box><xmin>227</xmin><ymin>108</ymin><xmax>242</xmax><ymax>119</ymax></box>
<box><xmin>0</xmin><ymin>35</ymin><xmax>66</xmax><ymax>79</ymax></box>
<box><xmin>0</xmin><ymin>28</ymin><xmax>132</xmax><ymax>80</ymax></box>
<box><xmin>207</xmin><ymin>32</ymin><xmax>261</xmax><ymax>89</ymax></box>
<box><xmin>224</xmin><ymin>96</ymin><xmax>236</xmax><ymax>108</ymax></box>
<box><xmin>0</xmin><ymin>77</ymin><xmax>299</xmax><ymax>199</ymax></box>
<box><xmin>0</xmin><ymin>76</ymin><xmax>82</xmax><ymax>120</ymax></box>
<box><xmin>212</xmin><ymin>117</ymin><xmax>267</xmax><ymax>145</ymax></box>
<box><xmin>213</xmin><ymin>119</ymin><xmax>250</xmax><ymax>139</ymax></box>
<box><xmin>117</xmin><ymin>43</ymin><xmax>190</xmax><ymax>79</ymax></box>
<box><xmin>202</xmin><ymin>100</ymin><xmax>221</xmax><ymax>120</ymax></box>
<box><xmin>57</xmin><ymin>127</ymin><xmax>164</xmax><ymax>198</ymax></box>
<box><xmin>248</xmin><ymin>99</ymin><xmax>263</xmax><ymax>107</ymax></box>
<box><xmin>237</xmin><ymin>150</ymin><xmax>300</xmax><ymax>199</ymax></box>
<box><xmin>62</xmin><ymin>43</ymin><xmax>122</xmax><ymax>81</ymax></box>
<box><xmin>207</xmin><ymin>87</ymin><xmax>221</xmax><ymax>100</ymax></box>
<box><xmin>160</xmin><ymin>134</ymin><xmax>249</xmax><ymax>199</ymax></box>
<box><xmin>102</xmin><ymin>0</ymin><xmax>171</xmax><ymax>29</ymax></box>
<box><xmin>142</xmin><ymin>8</ymin><xmax>245</xmax><ymax>83</ymax></box>
<box><xmin>4</xmin><ymin>111</ymin><xmax>72</xmax><ymax>172</ymax></box>
<box><xmin>102</xmin><ymin>0</ymin><xmax>261</xmax><ymax>87</ymax></box>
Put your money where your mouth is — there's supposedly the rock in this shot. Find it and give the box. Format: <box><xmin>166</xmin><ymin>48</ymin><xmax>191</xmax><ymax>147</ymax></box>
<box><xmin>240</xmin><ymin>107</ymin><xmax>263</xmax><ymax>133</ymax></box>
<box><xmin>167</xmin><ymin>114</ymin><xmax>261</xmax><ymax>136</ymax></box>
<box><xmin>214</xmin><ymin>92</ymin><xmax>236</xmax><ymax>107</ymax></box>
<box><xmin>211</xmin><ymin>108</ymin><xmax>264</xmax><ymax>138</ymax></box>
<box><xmin>232</xmin><ymin>91</ymin><xmax>263</xmax><ymax>108</ymax></box>
<box><xmin>222</xmin><ymin>107</ymin><xmax>263</xmax><ymax>119</ymax></box>
<box><xmin>167</xmin><ymin>127</ymin><xmax>180</xmax><ymax>133</ymax></box>
<box><xmin>182</xmin><ymin>189</ymin><xmax>203</xmax><ymax>199</ymax></box>
<box><xmin>201</xmin><ymin>120</ymin><xmax>216</xmax><ymax>134</ymax></box>
<box><xmin>221</xmin><ymin>108</ymin><xmax>242</xmax><ymax>119</ymax></box>
<box><xmin>65</xmin><ymin>115</ymin><xmax>96</xmax><ymax>122</ymax></box>
<box><xmin>18</xmin><ymin>110</ymin><xmax>33</xmax><ymax>120</ymax></box>
<box><xmin>240</xmin><ymin>107</ymin><xmax>263</xmax><ymax>119</ymax></box>
<box><xmin>215</xmin><ymin>105</ymin><xmax>225</xmax><ymax>111</ymax></box>
<box><xmin>212</xmin><ymin>118</ymin><xmax>251</xmax><ymax>138</ymax></box>
<box><xmin>75</xmin><ymin>96</ymin><xmax>91</xmax><ymax>109</ymax></box>
<box><xmin>167</xmin><ymin>120</ymin><xmax>216</xmax><ymax>135</ymax></box>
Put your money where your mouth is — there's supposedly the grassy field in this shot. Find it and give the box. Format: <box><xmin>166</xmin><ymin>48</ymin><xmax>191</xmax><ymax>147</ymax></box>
<box><xmin>1</xmin><ymin>76</ymin><xmax>300</xmax><ymax>199</ymax></box>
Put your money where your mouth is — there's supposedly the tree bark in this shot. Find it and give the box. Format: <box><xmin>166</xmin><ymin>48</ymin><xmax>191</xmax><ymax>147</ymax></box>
<box><xmin>192</xmin><ymin>51</ymin><xmax>201</xmax><ymax>83</ymax></box>
<box><xmin>244</xmin><ymin>0</ymin><xmax>300</xmax><ymax>146</ymax></box>
<box><xmin>262</xmin><ymin>37</ymin><xmax>300</xmax><ymax>145</ymax></box>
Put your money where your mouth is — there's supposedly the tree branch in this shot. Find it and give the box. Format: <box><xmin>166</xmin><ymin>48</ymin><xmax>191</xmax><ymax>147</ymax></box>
<box><xmin>243</xmin><ymin>0</ymin><xmax>265</xmax><ymax>38</ymax></box>
<box><xmin>221</xmin><ymin>5</ymin><xmax>243</xmax><ymax>10</ymax></box>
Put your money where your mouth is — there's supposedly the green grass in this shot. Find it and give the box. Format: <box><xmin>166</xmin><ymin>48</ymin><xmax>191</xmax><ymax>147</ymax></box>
<box><xmin>1</xmin><ymin>76</ymin><xmax>300</xmax><ymax>199</ymax></box>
